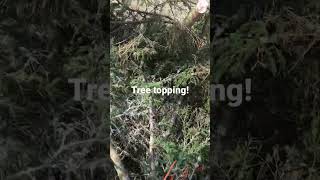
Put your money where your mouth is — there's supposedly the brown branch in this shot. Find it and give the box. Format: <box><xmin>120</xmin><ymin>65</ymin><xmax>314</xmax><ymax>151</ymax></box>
<box><xmin>126</xmin><ymin>7</ymin><xmax>174</xmax><ymax>22</ymax></box>
<box><xmin>163</xmin><ymin>160</ymin><xmax>177</xmax><ymax>180</ymax></box>
<box><xmin>116</xmin><ymin>0</ymin><xmax>175</xmax><ymax>22</ymax></box>
<box><xmin>111</xmin><ymin>19</ymin><xmax>173</xmax><ymax>25</ymax></box>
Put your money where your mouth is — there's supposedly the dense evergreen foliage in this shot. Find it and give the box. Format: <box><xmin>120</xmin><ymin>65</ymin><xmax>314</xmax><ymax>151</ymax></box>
<box><xmin>111</xmin><ymin>0</ymin><xmax>210</xmax><ymax>179</ymax></box>
<box><xmin>0</xmin><ymin>1</ymin><xmax>112</xmax><ymax>179</ymax></box>
<box><xmin>212</xmin><ymin>0</ymin><xmax>320</xmax><ymax>179</ymax></box>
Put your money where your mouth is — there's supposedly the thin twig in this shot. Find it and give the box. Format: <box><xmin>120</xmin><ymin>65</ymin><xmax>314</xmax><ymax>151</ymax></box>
<box><xmin>163</xmin><ymin>160</ymin><xmax>177</xmax><ymax>180</ymax></box>
<box><xmin>288</xmin><ymin>38</ymin><xmax>319</xmax><ymax>73</ymax></box>
<box><xmin>7</xmin><ymin>164</ymin><xmax>50</xmax><ymax>180</ymax></box>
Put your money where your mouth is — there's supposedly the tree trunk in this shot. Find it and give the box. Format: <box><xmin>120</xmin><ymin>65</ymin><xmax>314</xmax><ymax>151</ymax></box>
<box><xmin>110</xmin><ymin>144</ymin><xmax>130</xmax><ymax>180</ymax></box>
<box><xmin>185</xmin><ymin>0</ymin><xmax>209</xmax><ymax>27</ymax></box>
<box><xmin>148</xmin><ymin>104</ymin><xmax>157</xmax><ymax>179</ymax></box>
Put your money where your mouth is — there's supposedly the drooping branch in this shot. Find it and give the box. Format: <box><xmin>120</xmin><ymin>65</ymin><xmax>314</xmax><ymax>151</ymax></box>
<box><xmin>111</xmin><ymin>19</ymin><xmax>173</xmax><ymax>25</ymax></box>
<box><xmin>113</xmin><ymin>0</ymin><xmax>209</xmax><ymax>27</ymax></box>
<box><xmin>115</xmin><ymin>0</ymin><xmax>175</xmax><ymax>23</ymax></box>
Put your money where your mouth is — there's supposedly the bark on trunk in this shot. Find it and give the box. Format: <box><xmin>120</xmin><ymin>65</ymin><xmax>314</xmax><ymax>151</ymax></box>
<box><xmin>148</xmin><ymin>105</ymin><xmax>157</xmax><ymax>179</ymax></box>
<box><xmin>110</xmin><ymin>144</ymin><xmax>130</xmax><ymax>180</ymax></box>
<box><xmin>185</xmin><ymin>0</ymin><xmax>209</xmax><ymax>27</ymax></box>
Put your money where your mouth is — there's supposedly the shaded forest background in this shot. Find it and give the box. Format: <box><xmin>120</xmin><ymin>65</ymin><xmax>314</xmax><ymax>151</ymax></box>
<box><xmin>0</xmin><ymin>0</ymin><xmax>113</xmax><ymax>180</ymax></box>
<box><xmin>212</xmin><ymin>0</ymin><xmax>320</xmax><ymax>179</ymax></box>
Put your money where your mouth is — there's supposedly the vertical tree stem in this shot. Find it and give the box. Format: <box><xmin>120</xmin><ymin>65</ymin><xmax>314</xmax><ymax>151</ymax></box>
<box><xmin>110</xmin><ymin>144</ymin><xmax>130</xmax><ymax>180</ymax></box>
<box><xmin>149</xmin><ymin>102</ymin><xmax>157</xmax><ymax>179</ymax></box>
